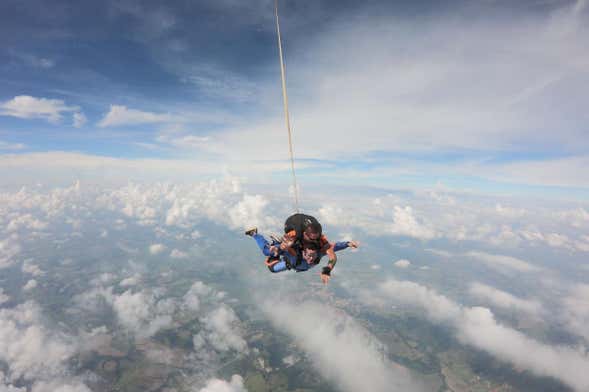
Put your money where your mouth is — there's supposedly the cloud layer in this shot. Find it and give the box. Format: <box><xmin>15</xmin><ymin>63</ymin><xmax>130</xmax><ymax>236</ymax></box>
<box><xmin>377</xmin><ymin>279</ymin><xmax>589</xmax><ymax>391</ymax></box>
<box><xmin>264</xmin><ymin>300</ymin><xmax>427</xmax><ymax>392</ymax></box>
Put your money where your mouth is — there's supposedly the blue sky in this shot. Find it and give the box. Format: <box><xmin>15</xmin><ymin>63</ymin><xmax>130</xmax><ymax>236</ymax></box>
<box><xmin>0</xmin><ymin>0</ymin><xmax>588</xmax><ymax>196</ymax></box>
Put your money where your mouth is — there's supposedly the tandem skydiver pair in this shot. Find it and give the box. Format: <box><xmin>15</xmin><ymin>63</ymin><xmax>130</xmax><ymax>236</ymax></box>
<box><xmin>245</xmin><ymin>213</ymin><xmax>358</xmax><ymax>284</ymax></box>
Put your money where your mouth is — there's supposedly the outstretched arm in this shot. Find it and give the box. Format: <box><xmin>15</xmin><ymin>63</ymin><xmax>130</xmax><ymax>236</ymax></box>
<box><xmin>333</xmin><ymin>240</ymin><xmax>359</xmax><ymax>252</ymax></box>
<box><xmin>320</xmin><ymin>241</ymin><xmax>359</xmax><ymax>284</ymax></box>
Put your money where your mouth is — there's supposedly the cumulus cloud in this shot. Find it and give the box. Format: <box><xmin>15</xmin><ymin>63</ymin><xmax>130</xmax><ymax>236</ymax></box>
<box><xmin>5</xmin><ymin>213</ymin><xmax>48</xmax><ymax>233</ymax></box>
<box><xmin>149</xmin><ymin>243</ymin><xmax>166</xmax><ymax>255</ymax></box>
<box><xmin>227</xmin><ymin>194</ymin><xmax>274</xmax><ymax>231</ymax></box>
<box><xmin>119</xmin><ymin>274</ymin><xmax>140</xmax><ymax>287</ymax></box>
<box><xmin>263</xmin><ymin>301</ymin><xmax>427</xmax><ymax>392</ymax></box>
<box><xmin>23</xmin><ymin>279</ymin><xmax>38</xmax><ymax>291</ymax></box>
<box><xmin>394</xmin><ymin>259</ymin><xmax>411</xmax><ymax>268</ymax></box>
<box><xmin>22</xmin><ymin>260</ymin><xmax>43</xmax><ymax>277</ymax></box>
<box><xmin>98</xmin><ymin>105</ymin><xmax>174</xmax><ymax>127</ymax></box>
<box><xmin>469</xmin><ymin>282</ymin><xmax>543</xmax><ymax>316</ymax></box>
<box><xmin>0</xmin><ymin>174</ymin><xmax>588</xmax><ymax>390</ymax></box>
<box><xmin>196</xmin><ymin>375</ymin><xmax>247</xmax><ymax>392</ymax></box>
<box><xmin>172</xmin><ymin>281</ymin><xmax>249</xmax><ymax>359</ymax></box>
<box><xmin>194</xmin><ymin>306</ymin><xmax>247</xmax><ymax>354</ymax></box>
<box><xmin>390</xmin><ymin>206</ymin><xmax>436</xmax><ymax>240</ymax></box>
<box><xmin>0</xmin><ymin>236</ymin><xmax>21</xmax><ymax>269</ymax></box>
<box><xmin>557</xmin><ymin>208</ymin><xmax>589</xmax><ymax>229</ymax></box>
<box><xmin>94</xmin><ymin>178</ymin><xmax>271</xmax><ymax>233</ymax></box>
<box><xmin>466</xmin><ymin>251</ymin><xmax>541</xmax><ymax>274</ymax></box>
<box><xmin>110</xmin><ymin>289</ymin><xmax>175</xmax><ymax>337</ymax></box>
<box><xmin>282</xmin><ymin>354</ymin><xmax>299</xmax><ymax>366</ymax></box>
<box><xmin>77</xmin><ymin>285</ymin><xmax>175</xmax><ymax>338</ymax></box>
<box><xmin>0</xmin><ymin>289</ymin><xmax>10</xmax><ymax>305</ymax></box>
<box><xmin>377</xmin><ymin>279</ymin><xmax>589</xmax><ymax>391</ymax></box>
<box><xmin>0</xmin><ymin>95</ymin><xmax>83</xmax><ymax>125</ymax></box>
<box><xmin>318</xmin><ymin>204</ymin><xmax>357</xmax><ymax>228</ymax></box>
<box><xmin>72</xmin><ymin>112</ymin><xmax>87</xmax><ymax>128</ymax></box>
<box><xmin>182</xmin><ymin>281</ymin><xmax>212</xmax><ymax>312</ymax></box>
<box><xmin>0</xmin><ymin>302</ymin><xmax>76</xmax><ymax>381</ymax></box>
<box><xmin>544</xmin><ymin>232</ymin><xmax>571</xmax><ymax>248</ymax></box>
<box><xmin>561</xmin><ymin>284</ymin><xmax>589</xmax><ymax>343</ymax></box>
<box><xmin>495</xmin><ymin>204</ymin><xmax>526</xmax><ymax>219</ymax></box>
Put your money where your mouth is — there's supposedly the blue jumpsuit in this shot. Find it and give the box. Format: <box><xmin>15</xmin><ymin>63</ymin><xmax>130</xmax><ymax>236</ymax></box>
<box><xmin>251</xmin><ymin>233</ymin><xmax>351</xmax><ymax>273</ymax></box>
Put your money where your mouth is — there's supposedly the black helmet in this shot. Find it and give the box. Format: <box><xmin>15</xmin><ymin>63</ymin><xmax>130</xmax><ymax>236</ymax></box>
<box><xmin>303</xmin><ymin>217</ymin><xmax>322</xmax><ymax>235</ymax></box>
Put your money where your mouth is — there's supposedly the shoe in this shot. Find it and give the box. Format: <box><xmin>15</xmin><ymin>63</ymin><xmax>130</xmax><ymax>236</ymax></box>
<box><xmin>245</xmin><ymin>227</ymin><xmax>258</xmax><ymax>236</ymax></box>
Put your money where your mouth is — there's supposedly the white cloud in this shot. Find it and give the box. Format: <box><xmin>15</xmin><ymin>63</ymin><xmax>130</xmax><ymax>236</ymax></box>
<box><xmin>0</xmin><ymin>289</ymin><xmax>10</xmax><ymax>305</ymax></box>
<box><xmin>183</xmin><ymin>64</ymin><xmax>258</xmax><ymax>103</ymax></box>
<box><xmin>0</xmin><ymin>302</ymin><xmax>76</xmax><ymax>381</ymax></box>
<box><xmin>227</xmin><ymin>194</ymin><xmax>274</xmax><ymax>231</ymax></box>
<box><xmin>23</xmin><ymin>279</ymin><xmax>38</xmax><ymax>291</ymax></box>
<box><xmin>557</xmin><ymin>208</ymin><xmax>589</xmax><ymax>228</ymax></box>
<box><xmin>282</xmin><ymin>354</ymin><xmax>299</xmax><ymax>366</ymax></box>
<box><xmin>0</xmin><ymin>152</ymin><xmax>223</xmax><ymax>185</ymax></box>
<box><xmin>109</xmin><ymin>289</ymin><xmax>175</xmax><ymax>337</ymax></box>
<box><xmin>5</xmin><ymin>213</ymin><xmax>48</xmax><ymax>233</ymax></box>
<box><xmin>30</xmin><ymin>380</ymin><xmax>92</xmax><ymax>392</ymax></box>
<box><xmin>149</xmin><ymin>243</ymin><xmax>166</xmax><ymax>255</ymax></box>
<box><xmin>0</xmin><ymin>141</ymin><xmax>25</xmax><ymax>151</ymax></box>
<box><xmin>183</xmin><ymin>2</ymin><xmax>589</xmax><ymax>189</ymax></box>
<box><xmin>196</xmin><ymin>375</ymin><xmax>247</xmax><ymax>392</ymax></box>
<box><xmin>77</xmin><ymin>285</ymin><xmax>176</xmax><ymax>338</ymax></box>
<box><xmin>318</xmin><ymin>204</ymin><xmax>355</xmax><ymax>228</ymax></box>
<box><xmin>482</xmin><ymin>156</ymin><xmax>589</xmax><ymax>189</ymax></box>
<box><xmin>0</xmin><ymin>378</ymin><xmax>25</xmax><ymax>391</ymax></box>
<box><xmin>119</xmin><ymin>274</ymin><xmax>140</xmax><ymax>287</ymax></box>
<box><xmin>98</xmin><ymin>105</ymin><xmax>174</xmax><ymax>127</ymax></box>
<box><xmin>72</xmin><ymin>112</ymin><xmax>87</xmax><ymax>128</ymax></box>
<box><xmin>0</xmin><ymin>236</ymin><xmax>21</xmax><ymax>269</ymax></box>
<box><xmin>495</xmin><ymin>204</ymin><xmax>526</xmax><ymax>219</ymax></box>
<box><xmin>0</xmin><ymin>95</ymin><xmax>83</xmax><ymax>125</ymax></box>
<box><xmin>561</xmin><ymin>284</ymin><xmax>589</xmax><ymax>343</ymax></box>
<box><xmin>263</xmin><ymin>301</ymin><xmax>427</xmax><ymax>392</ymax></box>
<box><xmin>390</xmin><ymin>206</ymin><xmax>436</xmax><ymax>240</ymax></box>
<box><xmin>544</xmin><ymin>232</ymin><xmax>571</xmax><ymax>248</ymax></box>
<box><xmin>394</xmin><ymin>259</ymin><xmax>411</xmax><ymax>268</ymax></box>
<box><xmin>425</xmin><ymin>248</ymin><xmax>453</xmax><ymax>258</ymax></box>
<box><xmin>379</xmin><ymin>280</ymin><xmax>462</xmax><ymax>323</ymax></box>
<box><xmin>156</xmin><ymin>132</ymin><xmax>211</xmax><ymax>150</ymax></box>
<box><xmin>377</xmin><ymin>279</ymin><xmax>589</xmax><ymax>391</ymax></box>
<box><xmin>182</xmin><ymin>281</ymin><xmax>212</xmax><ymax>312</ymax></box>
<box><xmin>22</xmin><ymin>260</ymin><xmax>43</xmax><ymax>277</ymax></box>
<box><xmin>469</xmin><ymin>282</ymin><xmax>543</xmax><ymax>316</ymax></box>
<box><xmin>466</xmin><ymin>251</ymin><xmax>541</xmax><ymax>274</ymax></box>
<box><xmin>10</xmin><ymin>52</ymin><xmax>55</xmax><ymax>69</ymax></box>
<box><xmin>195</xmin><ymin>306</ymin><xmax>247</xmax><ymax>354</ymax></box>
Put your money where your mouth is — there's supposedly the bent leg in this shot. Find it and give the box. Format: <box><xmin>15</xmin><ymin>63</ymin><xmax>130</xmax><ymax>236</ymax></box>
<box><xmin>252</xmin><ymin>233</ymin><xmax>276</xmax><ymax>257</ymax></box>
